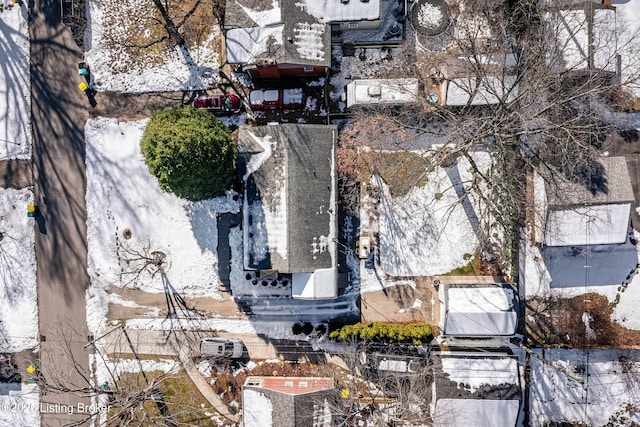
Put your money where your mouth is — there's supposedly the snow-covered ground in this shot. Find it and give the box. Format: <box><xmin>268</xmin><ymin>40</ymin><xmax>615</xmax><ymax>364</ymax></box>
<box><xmin>84</xmin><ymin>0</ymin><xmax>220</xmax><ymax>92</ymax></box>
<box><xmin>0</xmin><ymin>1</ymin><xmax>31</xmax><ymax>159</ymax></box>
<box><xmin>376</xmin><ymin>152</ymin><xmax>496</xmax><ymax>277</ymax></box>
<box><xmin>0</xmin><ymin>188</ymin><xmax>38</xmax><ymax>352</ymax></box>
<box><xmin>0</xmin><ymin>383</ymin><xmax>40</xmax><ymax>427</ymax></box>
<box><xmin>84</xmin><ymin>118</ymin><xmax>240</xmax><ymax>335</ymax></box>
<box><xmin>530</xmin><ymin>348</ymin><xmax>640</xmax><ymax>426</ymax></box>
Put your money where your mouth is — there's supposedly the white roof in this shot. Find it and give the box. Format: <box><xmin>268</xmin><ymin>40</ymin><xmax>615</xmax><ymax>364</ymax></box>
<box><xmin>546</xmin><ymin>10</ymin><xmax>588</xmax><ymax>71</ymax></box>
<box><xmin>346</xmin><ymin>78</ymin><xmax>420</xmax><ymax>108</ymax></box>
<box><xmin>445</xmin><ymin>76</ymin><xmax>518</xmax><ymax>106</ymax></box>
<box><xmin>441</xmin><ymin>356</ymin><xmax>519</xmax><ymax>392</ymax></box>
<box><xmin>544</xmin><ymin>203</ymin><xmax>631</xmax><ymax>246</ymax></box>
<box><xmin>444</xmin><ymin>286</ymin><xmax>517</xmax><ymax>336</ymax></box>
<box><xmin>433</xmin><ymin>399</ymin><xmax>520</xmax><ymax>427</ymax></box>
<box><xmin>226</xmin><ymin>25</ymin><xmax>284</xmax><ymax>64</ymax></box>
<box><xmin>300</xmin><ymin>0</ymin><xmax>381</xmax><ymax>23</ymax></box>
<box><xmin>593</xmin><ymin>9</ymin><xmax>617</xmax><ymax>72</ymax></box>
<box><xmin>292</xmin><ymin>268</ymin><xmax>337</xmax><ymax>300</ymax></box>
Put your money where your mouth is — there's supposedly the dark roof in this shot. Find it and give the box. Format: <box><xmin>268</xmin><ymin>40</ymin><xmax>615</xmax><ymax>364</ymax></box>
<box><xmin>243</xmin><ymin>377</ymin><xmax>334</xmax><ymax>427</ymax></box>
<box><xmin>224</xmin><ymin>0</ymin><xmax>270</xmax><ymax>29</ymax></box>
<box><xmin>224</xmin><ymin>0</ymin><xmax>331</xmax><ymax>67</ymax></box>
<box><xmin>432</xmin><ymin>354</ymin><xmax>521</xmax><ymax>401</ymax></box>
<box><xmin>238</xmin><ymin>124</ymin><xmax>337</xmax><ymax>274</ymax></box>
<box><xmin>542</xmin><ymin>156</ymin><xmax>635</xmax><ymax>208</ymax></box>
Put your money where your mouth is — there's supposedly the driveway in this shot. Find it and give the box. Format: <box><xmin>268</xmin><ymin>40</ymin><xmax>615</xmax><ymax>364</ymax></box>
<box><xmin>29</xmin><ymin>1</ymin><xmax>92</xmax><ymax>425</ymax></box>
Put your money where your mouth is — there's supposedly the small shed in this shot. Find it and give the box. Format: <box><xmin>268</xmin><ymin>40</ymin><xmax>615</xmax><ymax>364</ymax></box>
<box><xmin>439</xmin><ymin>284</ymin><xmax>518</xmax><ymax>337</ymax></box>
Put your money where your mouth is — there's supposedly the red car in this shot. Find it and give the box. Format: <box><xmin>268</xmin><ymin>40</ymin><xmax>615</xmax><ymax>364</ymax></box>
<box><xmin>194</xmin><ymin>94</ymin><xmax>242</xmax><ymax>113</ymax></box>
<box><xmin>249</xmin><ymin>88</ymin><xmax>304</xmax><ymax>109</ymax></box>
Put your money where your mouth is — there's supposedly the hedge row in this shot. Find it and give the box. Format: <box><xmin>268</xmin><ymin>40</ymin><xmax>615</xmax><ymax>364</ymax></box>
<box><xmin>329</xmin><ymin>322</ymin><xmax>433</xmax><ymax>345</ymax></box>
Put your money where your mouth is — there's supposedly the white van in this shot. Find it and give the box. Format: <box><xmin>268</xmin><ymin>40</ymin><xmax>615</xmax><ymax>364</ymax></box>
<box><xmin>200</xmin><ymin>338</ymin><xmax>244</xmax><ymax>358</ymax></box>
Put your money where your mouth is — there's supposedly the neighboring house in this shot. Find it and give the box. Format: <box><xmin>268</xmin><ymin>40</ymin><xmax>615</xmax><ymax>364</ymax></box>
<box><xmin>242</xmin><ymin>376</ymin><xmax>335</xmax><ymax>427</ymax></box>
<box><xmin>224</xmin><ymin>0</ymin><xmax>385</xmax><ymax>79</ymax></box>
<box><xmin>535</xmin><ymin>156</ymin><xmax>634</xmax><ymax>247</ymax></box>
<box><xmin>346</xmin><ymin>78</ymin><xmax>420</xmax><ymax>108</ymax></box>
<box><xmin>534</xmin><ymin>156</ymin><xmax>637</xmax><ymax>287</ymax></box>
<box><xmin>432</xmin><ymin>354</ymin><xmax>521</xmax><ymax>427</ymax></box>
<box><xmin>438</xmin><ymin>284</ymin><xmax>518</xmax><ymax>337</ymax></box>
<box><xmin>544</xmin><ymin>3</ymin><xmax>617</xmax><ymax>74</ymax></box>
<box><xmin>237</xmin><ymin>124</ymin><xmax>338</xmax><ymax>300</ymax></box>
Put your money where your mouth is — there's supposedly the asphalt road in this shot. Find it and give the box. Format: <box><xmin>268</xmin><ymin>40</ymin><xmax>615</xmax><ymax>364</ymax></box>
<box><xmin>29</xmin><ymin>1</ymin><xmax>92</xmax><ymax>425</ymax></box>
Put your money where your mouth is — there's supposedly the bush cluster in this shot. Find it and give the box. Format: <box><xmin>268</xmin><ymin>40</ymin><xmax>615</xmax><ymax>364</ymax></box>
<box><xmin>140</xmin><ymin>107</ymin><xmax>235</xmax><ymax>201</ymax></box>
<box><xmin>328</xmin><ymin>322</ymin><xmax>433</xmax><ymax>345</ymax></box>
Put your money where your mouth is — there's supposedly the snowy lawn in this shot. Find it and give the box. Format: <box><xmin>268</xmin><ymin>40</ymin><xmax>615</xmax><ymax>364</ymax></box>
<box><xmin>84</xmin><ymin>0</ymin><xmax>221</xmax><ymax>92</ymax></box>
<box><xmin>84</xmin><ymin>118</ymin><xmax>240</xmax><ymax>335</ymax></box>
<box><xmin>376</xmin><ymin>152</ymin><xmax>498</xmax><ymax>277</ymax></box>
<box><xmin>0</xmin><ymin>383</ymin><xmax>40</xmax><ymax>427</ymax></box>
<box><xmin>530</xmin><ymin>348</ymin><xmax>640</xmax><ymax>426</ymax></box>
<box><xmin>0</xmin><ymin>1</ymin><xmax>31</xmax><ymax>159</ymax></box>
<box><xmin>0</xmin><ymin>187</ymin><xmax>37</xmax><ymax>352</ymax></box>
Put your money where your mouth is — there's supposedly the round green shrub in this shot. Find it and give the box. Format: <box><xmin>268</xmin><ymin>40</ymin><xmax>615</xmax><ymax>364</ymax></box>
<box><xmin>141</xmin><ymin>107</ymin><xmax>235</xmax><ymax>201</ymax></box>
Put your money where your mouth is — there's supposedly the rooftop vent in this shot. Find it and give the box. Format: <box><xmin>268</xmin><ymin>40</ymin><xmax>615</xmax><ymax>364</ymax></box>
<box><xmin>367</xmin><ymin>86</ymin><xmax>382</xmax><ymax>97</ymax></box>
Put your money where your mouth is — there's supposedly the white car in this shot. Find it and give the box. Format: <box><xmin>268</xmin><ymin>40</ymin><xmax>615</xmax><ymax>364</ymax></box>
<box><xmin>200</xmin><ymin>338</ymin><xmax>244</xmax><ymax>358</ymax></box>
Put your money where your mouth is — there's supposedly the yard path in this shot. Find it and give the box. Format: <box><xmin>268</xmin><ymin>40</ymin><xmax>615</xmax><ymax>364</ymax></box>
<box><xmin>89</xmin><ymin>91</ymin><xmax>191</xmax><ymax>120</ymax></box>
<box><xmin>29</xmin><ymin>0</ymin><xmax>92</xmax><ymax>425</ymax></box>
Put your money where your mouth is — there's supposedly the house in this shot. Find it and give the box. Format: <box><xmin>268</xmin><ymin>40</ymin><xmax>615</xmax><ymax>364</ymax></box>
<box><xmin>237</xmin><ymin>124</ymin><xmax>338</xmax><ymax>300</ymax></box>
<box><xmin>533</xmin><ymin>156</ymin><xmax>637</xmax><ymax>287</ymax></box>
<box><xmin>224</xmin><ymin>0</ymin><xmax>386</xmax><ymax>79</ymax></box>
<box><xmin>224</xmin><ymin>0</ymin><xmax>331</xmax><ymax>78</ymax></box>
<box><xmin>346</xmin><ymin>78</ymin><xmax>420</xmax><ymax>108</ymax></box>
<box><xmin>535</xmin><ymin>156</ymin><xmax>634</xmax><ymax>247</ymax></box>
<box><xmin>432</xmin><ymin>353</ymin><xmax>521</xmax><ymax>427</ymax></box>
<box><xmin>438</xmin><ymin>284</ymin><xmax>518</xmax><ymax>337</ymax></box>
<box><xmin>545</xmin><ymin>3</ymin><xmax>617</xmax><ymax>73</ymax></box>
<box><xmin>242</xmin><ymin>376</ymin><xmax>335</xmax><ymax>427</ymax></box>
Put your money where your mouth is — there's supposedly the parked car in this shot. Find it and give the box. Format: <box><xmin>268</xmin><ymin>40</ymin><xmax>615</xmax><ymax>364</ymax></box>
<box><xmin>194</xmin><ymin>94</ymin><xmax>242</xmax><ymax>113</ymax></box>
<box><xmin>200</xmin><ymin>338</ymin><xmax>244</xmax><ymax>358</ymax></box>
<box><xmin>249</xmin><ymin>88</ymin><xmax>304</xmax><ymax>109</ymax></box>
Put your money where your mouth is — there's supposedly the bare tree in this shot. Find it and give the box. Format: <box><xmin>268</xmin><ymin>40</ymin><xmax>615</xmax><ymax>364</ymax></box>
<box><xmin>96</xmin><ymin>0</ymin><xmax>221</xmax><ymax>73</ymax></box>
<box><xmin>316</xmin><ymin>342</ymin><xmax>434</xmax><ymax>426</ymax></box>
<box><xmin>32</xmin><ymin>322</ymin><xmax>225</xmax><ymax>427</ymax></box>
<box><xmin>338</xmin><ymin>0</ymin><xmax>640</xmax><ymax>272</ymax></box>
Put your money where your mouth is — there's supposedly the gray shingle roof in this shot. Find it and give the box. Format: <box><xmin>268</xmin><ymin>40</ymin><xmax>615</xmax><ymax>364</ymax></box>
<box><xmin>224</xmin><ymin>0</ymin><xmax>331</xmax><ymax>67</ymax></box>
<box><xmin>543</xmin><ymin>156</ymin><xmax>635</xmax><ymax>208</ymax></box>
<box><xmin>238</xmin><ymin>124</ymin><xmax>337</xmax><ymax>274</ymax></box>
